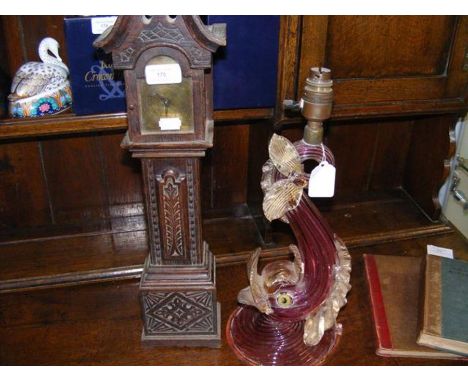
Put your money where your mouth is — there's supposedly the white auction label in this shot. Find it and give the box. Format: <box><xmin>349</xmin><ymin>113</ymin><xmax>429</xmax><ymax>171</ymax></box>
<box><xmin>145</xmin><ymin>64</ymin><xmax>182</xmax><ymax>85</ymax></box>
<box><xmin>427</xmin><ymin>245</ymin><xmax>454</xmax><ymax>259</ymax></box>
<box><xmin>159</xmin><ymin>117</ymin><xmax>182</xmax><ymax>131</ymax></box>
<box><xmin>308</xmin><ymin>161</ymin><xmax>336</xmax><ymax>198</ymax></box>
<box><xmin>91</xmin><ymin>17</ymin><xmax>118</xmax><ymax>35</ymax></box>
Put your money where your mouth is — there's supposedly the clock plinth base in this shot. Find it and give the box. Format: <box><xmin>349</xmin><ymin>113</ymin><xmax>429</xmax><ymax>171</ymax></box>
<box><xmin>139</xmin><ymin>242</ymin><xmax>221</xmax><ymax>348</ymax></box>
<box><xmin>141</xmin><ymin>303</ymin><xmax>221</xmax><ymax>348</ymax></box>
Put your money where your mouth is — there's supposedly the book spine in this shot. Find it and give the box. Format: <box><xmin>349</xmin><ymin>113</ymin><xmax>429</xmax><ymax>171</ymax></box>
<box><xmin>363</xmin><ymin>254</ymin><xmax>393</xmax><ymax>352</ymax></box>
<box><xmin>417</xmin><ymin>255</ymin><xmax>428</xmax><ymax>344</ymax></box>
<box><xmin>424</xmin><ymin>256</ymin><xmax>443</xmax><ymax>337</ymax></box>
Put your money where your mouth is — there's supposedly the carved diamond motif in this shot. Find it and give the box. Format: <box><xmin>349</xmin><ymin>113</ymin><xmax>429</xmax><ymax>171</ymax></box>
<box><xmin>143</xmin><ymin>291</ymin><xmax>214</xmax><ymax>334</ymax></box>
<box><xmin>119</xmin><ymin>47</ymin><xmax>135</xmax><ymax>63</ymax></box>
<box><xmin>138</xmin><ymin>22</ymin><xmax>186</xmax><ymax>43</ymax></box>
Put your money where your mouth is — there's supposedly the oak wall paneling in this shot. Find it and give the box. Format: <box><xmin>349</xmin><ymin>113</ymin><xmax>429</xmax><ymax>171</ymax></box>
<box><xmin>0</xmin><ymin>15</ymin><xmax>466</xmax><ymax>291</ymax></box>
<box><xmin>40</xmin><ymin>135</ymin><xmax>109</xmax><ymax>230</ymax></box>
<box><xmin>403</xmin><ymin>114</ymin><xmax>459</xmax><ymax>220</ymax></box>
<box><xmin>96</xmin><ymin>132</ymin><xmax>145</xmax><ymax>231</ymax></box>
<box><xmin>274</xmin><ymin>15</ymin><xmax>468</xmax><ymax>220</ymax></box>
<box><xmin>276</xmin><ymin>16</ymin><xmax>468</xmax><ymax>122</ymax></box>
<box><xmin>0</xmin><ymin>140</ymin><xmax>51</xmax><ymax>233</ymax></box>
<box><xmin>0</xmin><ymin>16</ymin><xmax>467</xmax><ymax>365</ymax></box>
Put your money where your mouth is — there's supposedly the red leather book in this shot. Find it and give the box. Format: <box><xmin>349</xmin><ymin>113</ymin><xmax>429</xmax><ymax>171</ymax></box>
<box><xmin>364</xmin><ymin>254</ymin><xmax>464</xmax><ymax>359</ymax></box>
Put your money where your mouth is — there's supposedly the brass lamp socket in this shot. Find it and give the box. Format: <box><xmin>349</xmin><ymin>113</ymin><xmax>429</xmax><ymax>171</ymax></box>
<box><xmin>301</xmin><ymin>67</ymin><xmax>333</xmax><ymax>145</ymax></box>
<box><xmin>303</xmin><ymin>121</ymin><xmax>323</xmax><ymax>144</ymax></box>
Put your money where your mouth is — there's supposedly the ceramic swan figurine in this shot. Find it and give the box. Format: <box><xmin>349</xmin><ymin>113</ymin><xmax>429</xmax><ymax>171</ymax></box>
<box><xmin>8</xmin><ymin>37</ymin><xmax>72</xmax><ymax>118</ymax></box>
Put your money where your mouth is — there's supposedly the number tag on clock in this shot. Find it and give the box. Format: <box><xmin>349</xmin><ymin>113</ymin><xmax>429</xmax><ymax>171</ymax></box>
<box><xmin>308</xmin><ymin>161</ymin><xmax>336</xmax><ymax>198</ymax></box>
<box><xmin>145</xmin><ymin>63</ymin><xmax>182</xmax><ymax>85</ymax></box>
<box><xmin>159</xmin><ymin>117</ymin><xmax>181</xmax><ymax>131</ymax></box>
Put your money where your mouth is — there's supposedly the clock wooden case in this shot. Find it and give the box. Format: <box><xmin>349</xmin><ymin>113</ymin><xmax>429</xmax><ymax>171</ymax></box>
<box><xmin>94</xmin><ymin>15</ymin><xmax>226</xmax><ymax>347</ymax></box>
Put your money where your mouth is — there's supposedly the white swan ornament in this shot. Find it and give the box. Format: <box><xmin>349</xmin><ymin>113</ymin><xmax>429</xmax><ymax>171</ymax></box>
<box><xmin>8</xmin><ymin>37</ymin><xmax>72</xmax><ymax>118</ymax></box>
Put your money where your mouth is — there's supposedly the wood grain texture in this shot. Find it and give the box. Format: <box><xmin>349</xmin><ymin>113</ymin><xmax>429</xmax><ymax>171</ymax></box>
<box><xmin>0</xmin><ymin>18</ymin><xmax>11</xmax><ymax>77</ymax></box>
<box><xmin>326</xmin><ymin>16</ymin><xmax>456</xmax><ymax>79</ymax></box>
<box><xmin>0</xmin><ymin>120</ymin><xmax>263</xmax><ymax>242</ymax></box>
<box><xmin>0</xmin><ymin>141</ymin><xmax>51</xmax><ymax>230</ymax></box>
<box><xmin>210</xmin><ymin>124</ymin><xmax>250</xmax><ymax>210</ymax></box>
<box><xmin>41</xmin><ymin>135</ymin><xmax>108</xmax><ymax>230</ymax></box>
<box><xmin>0</xmin><ymin>231</ymin><xmax>466</xmax><ymax>365</ymax></box>
<box><xmin>367</xmin><ymin>120</ymin><xmax>414</xmax><ymax>191</ymax></box>
<box><xmin>326</xmin><ymin>121</ymin><xmax>379</xmax><ymax>193</ymax></box>
<box><xmin>246</xmin><ymin>120</ymin><xmax>271</xmax><ymax>210</ymax></box>
<box><xmin>0</xmin><ymin>113</ymin><xmax>128</xmax><ymax>140</ymax></box>
<box><xmin>96</xmin><ymin>133</ymin><xmax>144</xmax><ymax>231</ymax></box>
<box><xmin>0</xmin><ymin>16</ymin><xmax>466</xmax><ymax>318</ymax></box>
<box><xmin>0</xmin><ymin>110</ymin><xmax>272</xmax><ymax>141</ymax></box>
<box><xmin>0</xmin><ymin>230</ymin><xmax>148</xmax><ymax>282</ymax></box>
<box><xmin>403</xmin><ymin>115</ymin><xmax>459</xmax><ymax>220</ymax></box>
<box><xmin>20</xmin><ymin>16</ymin><xmax>68</xmax><ymax>64</ymax></box>
<box><xmin>298</xmin><ymin>16</ymin><xmax>328</xmax><ymax>82</ymax></box>
<box><xmin>274</xmin><ymin>15</ymin><xmax>301</xmax><ymax>123</ymax></box>
<box><xmin>103</xmin><ymin>16</ymin><xmax>226</xmax><ymax>345</ymax></box>
<box><xmin>276</xmin><ymin>16</ymin><xmax>468</xmax><ymax>124</ymax></box>
<box><xmin>279</xmin><ymin>117</ymin><xmax>461</xmax><ymax>220</ymax></box>
<box><xmin>446</xmin><ymin>16</ymin><xmax>468</xmax><ymax>98</ymax></box>
<box><xmin>0</xmin><ymin>16</ymin><xmax>26</xmax><ymax>77</ymax></box>
<box><xmin>281</xmin><ymin>119</ymin><xmax>415</xmax><ymax>194</ymax></box>
<box><xmin>0</xmin><ymin>190</ymin><xmax>454</xmax><ymax>292</ymax></box>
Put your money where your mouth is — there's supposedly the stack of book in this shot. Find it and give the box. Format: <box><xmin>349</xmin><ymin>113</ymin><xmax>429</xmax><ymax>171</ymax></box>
<box><xmin>364</xmin><ymin>253</ymin><xmax>468</xmax><ymax>359</ymax></box>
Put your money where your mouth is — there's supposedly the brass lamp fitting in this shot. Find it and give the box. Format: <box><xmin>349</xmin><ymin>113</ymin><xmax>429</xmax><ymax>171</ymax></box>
<box><xmin>301</xmin><ymin>67</ymin><xmax>333</xmax><ymax>145</ymax></box>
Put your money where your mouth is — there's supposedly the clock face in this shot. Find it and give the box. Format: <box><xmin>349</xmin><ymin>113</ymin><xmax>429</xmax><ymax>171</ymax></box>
<box><xmin>138</xmin><ymin>56</ymin><xmax>194</xmax><ymax>135</ymax></box>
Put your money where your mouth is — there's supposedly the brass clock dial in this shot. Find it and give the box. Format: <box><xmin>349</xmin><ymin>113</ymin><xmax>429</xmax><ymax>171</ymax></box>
<box><xmin>138</xmin><ymin>56</ymin><xmax>194</xmax><ymax>135</ymax></box>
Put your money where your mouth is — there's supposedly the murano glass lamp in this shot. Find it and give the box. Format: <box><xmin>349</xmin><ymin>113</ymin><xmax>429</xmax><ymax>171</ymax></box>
<box><xmin>226</xmin><ymin>68</ymin><xmax>352</xmax><ymax>366</ymax></box>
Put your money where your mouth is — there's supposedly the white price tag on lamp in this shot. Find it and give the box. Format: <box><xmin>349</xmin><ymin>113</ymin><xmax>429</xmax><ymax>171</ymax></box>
<box><xmin>308</xmin><ymin>161</ymin><xmax>336</xmax><ymax>198</ymax></box>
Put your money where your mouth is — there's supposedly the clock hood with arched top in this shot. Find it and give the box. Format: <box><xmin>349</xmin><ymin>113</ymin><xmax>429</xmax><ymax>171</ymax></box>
<box><xmin>93</xmin><ymin>16</ymin><xmax>226</xmax><ymax>70</ymax></box>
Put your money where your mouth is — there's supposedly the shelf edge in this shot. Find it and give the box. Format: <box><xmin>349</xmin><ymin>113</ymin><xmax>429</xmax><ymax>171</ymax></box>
<box><xmin>0</xmin><ymin>223</ymin><xmax>452</xmax><ymax>294</ymax></box>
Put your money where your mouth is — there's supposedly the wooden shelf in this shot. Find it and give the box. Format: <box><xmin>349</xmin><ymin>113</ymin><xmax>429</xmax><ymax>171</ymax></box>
<box><xmin>1</xmin><ymin>231</ymin><xmax>467</xmax><ymax>365</ymax></box>
<box><xmin>277</xmin><ymin>98</ymin><xmax>468</xmax><ymax>127</ymax></box>
<box><xmin>0</xmin><ymin>112</ymin><xmax>127</xmax><ymax>140</ymax></box>
<box><xmin>0</xmin><ymin>190</ymin><xmax>454</xmax><ymax>293</ymax></box>
<box><xmin>0</xmin><ymin>108</ymin><xmax>273</xmax><ymax>141</ymax></box>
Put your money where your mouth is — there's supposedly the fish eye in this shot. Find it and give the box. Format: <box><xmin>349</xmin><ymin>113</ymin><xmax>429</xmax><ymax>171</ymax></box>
<box><xmin>276</xmin><ymin>292</ymin><xmax>293</xmax><ymax>308</ymax></box>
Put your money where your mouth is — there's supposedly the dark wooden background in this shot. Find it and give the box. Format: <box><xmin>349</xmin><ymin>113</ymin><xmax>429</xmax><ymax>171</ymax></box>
<box><xmin>1</xmin><ymin>16</ymin><xmax>465</xmax><ymax>239</ymax></box>
<box><xmin>0</xmin><ymin>15</ymin><xmax>467</xmax><ymax>366</ymax></box>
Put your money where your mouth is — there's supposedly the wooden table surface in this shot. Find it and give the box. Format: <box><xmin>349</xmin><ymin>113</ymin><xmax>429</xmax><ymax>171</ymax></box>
<box><xmin>0</xmin><ymin>232</ymin><xmax>467</xmax><ymax>365</ymax></box>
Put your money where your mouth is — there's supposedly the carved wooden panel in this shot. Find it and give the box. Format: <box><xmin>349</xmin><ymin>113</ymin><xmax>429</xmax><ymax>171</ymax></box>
<box><xmin>132</xmin><ymin>22</ymin><xmax>211</xmax><ymax>67</ymax></box>
<box><xmin>96</xmin><ymin>16</ymin><xmax>220</xmax><ymax>71</ymax></box>
<box><xmin>142</xmin><ymin>158</ymin><xmax>202</xmax><ymax>266</ymax></box>
<box><xmin>141</xmin><ymin>290</ymin><xmax>217</xmax><ymax>335</ymax></box>
<box><xmin>157</xmin><ymin>169</ymin><xmax>187</xmax><ymax>261</ymax></box>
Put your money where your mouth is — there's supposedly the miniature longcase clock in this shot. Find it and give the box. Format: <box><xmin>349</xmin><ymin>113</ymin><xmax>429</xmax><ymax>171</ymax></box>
<box><xmin>94</xmin><ymin>16</ymin><xmax>226</xmax><ymax>347</ymax></box>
